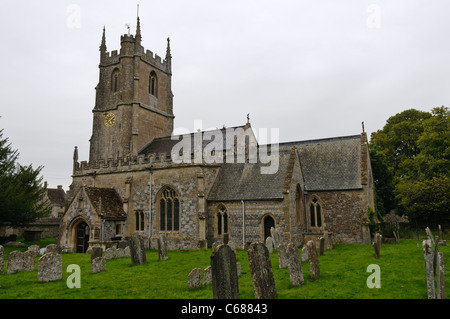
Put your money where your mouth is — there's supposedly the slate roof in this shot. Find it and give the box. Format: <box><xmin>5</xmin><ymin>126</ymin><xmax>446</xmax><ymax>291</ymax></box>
<box><xmin>138</xmin><ymin>124</ymin><xmax>252</xmax><ymax>156</ymax></box>
<box><xmin>207</xmin><ymin>150</ymin><xmax>294</xmax><ymax>201</ymax></box>
<box><xmin>46</xmin><ymin>188</ymin><xmax>66</xmax><ymax>206</ymax></box>
<box><xmin>84</xmin><ymin>187</ymin><xmax>127</xmax><ymax>220</ymax></box>
<box><xmin>280</xmin><ymin>135</ymin><xmax>362</xmax><ymax>191</ymax></box>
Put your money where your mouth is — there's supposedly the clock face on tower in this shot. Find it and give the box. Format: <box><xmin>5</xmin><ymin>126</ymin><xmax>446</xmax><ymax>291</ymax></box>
<box><xmin>104</xmin><ymin>113</ymin><xmax>116</xmax><ymax>128</ymax></box>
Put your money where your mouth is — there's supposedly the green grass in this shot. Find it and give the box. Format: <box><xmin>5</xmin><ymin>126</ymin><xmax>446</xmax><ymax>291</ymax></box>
<box><xmin>0</xmin><ymin>239</ymin><xmax>448</xmax><ymax>299</ymax></box>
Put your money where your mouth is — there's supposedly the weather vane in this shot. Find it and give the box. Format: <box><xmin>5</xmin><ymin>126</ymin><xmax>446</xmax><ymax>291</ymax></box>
<box><xmin>125</xmin><ymin>23</ymin><xmax>130</xmax><ymax>35</ymax></box>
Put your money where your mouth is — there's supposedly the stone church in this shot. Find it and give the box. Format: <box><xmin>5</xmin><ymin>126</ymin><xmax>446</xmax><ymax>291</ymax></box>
<box><xmin>58</xmin><ymin>17</ymin><xmax>374</xmax><ymax>253</ymax></box>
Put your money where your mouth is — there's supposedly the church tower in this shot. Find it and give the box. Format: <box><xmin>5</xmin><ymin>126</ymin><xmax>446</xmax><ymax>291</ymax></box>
<box><xmin>89</xmin><ymin>17</ymin><xmax>174</xmax><ymax>162</ymax></box>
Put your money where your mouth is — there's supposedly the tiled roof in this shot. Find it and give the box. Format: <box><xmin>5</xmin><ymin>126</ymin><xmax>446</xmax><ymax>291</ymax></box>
<box><xmin>46</xmin><ymin>188</ymin><xmax>66</xmax><ymax>206</ymax></box>
<box><xmin>207</xmin><ymin>151</ymin><xmax>294</xmax><ymax>201</ymax></box>
<box><xmin>84</xmin><ymin>187</ymin><xmax>127</xmax><ymax>220</ymax></box>
<box><xmin>280</xmin><ymin>135</ymin><xmax>362</xmax><ymax>191</ymax></box>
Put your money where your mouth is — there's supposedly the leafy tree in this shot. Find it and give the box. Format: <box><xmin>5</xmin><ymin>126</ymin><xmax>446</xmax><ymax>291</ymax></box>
<box><xmin>369</xmin><ymin>148</ymin><xmax>396</xmax><ymax>216</ymax></box>
<box><xmin>0</xmin><ymin>129</ymin><xmax>48</xmax><ymax>227</ymax></box>
<box><xmin>370</xmin><ymin>106</ymin><xmax>449</xmax><ymax>223</ymax></box>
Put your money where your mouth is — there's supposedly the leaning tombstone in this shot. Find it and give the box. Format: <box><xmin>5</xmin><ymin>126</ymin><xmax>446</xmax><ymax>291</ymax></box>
<box><xmin>158</xmin><ymin>234</ymin><xmax>169</xmax><ymax>261</ymax></box>
<box><xmin>38</xmin><ymin>252</ymin><xmax>62</xmax><ymax>282</ymax></box>
<box><xmin>247</xmin><ymin>242</ymin><xmax>277</xmax><ymax>299</ymax></box>
<box><xmin>91</xmin><ymin>246</ymin><xmax>103</xmax><ymax>262</ymax></box>
<box><xmin>7</xmin><ymin>250</ymin><xmax>24</xmax><ymax>274</ymax></box>
<box><xmin>287</xmin><ymin>243</ymin><xmax>304</xmax><ymax>286</ymax></box>
<box><xmin>270</xmin><ymin>227</ymin><xmax>281</xmax><ymax>248</ymax></box>
<box><xmin>210</xmin><ymin>244</ymin><xmax>239</xmax><ymax>299</ymax></box>
<box><xmin>188</xmin><ymin>268</ymin><xmax>202</xmax><ymax>290</ymax></box>
<box><xmin>277</xmin><ymin>242</ymin><xmax>288</xmax><ymax>268</ymax></box>
<box><xmin>306</xmin><ymin>240</ymin><xmax>320</xmax><ymax>279</ymax></box>
<box><xmin>423</xmin><ymin>239</ymin><xmax>436</xmax><ymax>299</ymax></box>
<box><xmin>92</xmin><ymin>257</ymin><xmax>106</xmax><ymax>274</ymax></box>
<box><xmin>129</xmin><ymin>234</ymin><xmax>146</xmax><ymax>265</ymax></box>
<box><xmin>265</xmin><ymin>236</ymin><xmax>274</xmax><ymax>254</ymax></box>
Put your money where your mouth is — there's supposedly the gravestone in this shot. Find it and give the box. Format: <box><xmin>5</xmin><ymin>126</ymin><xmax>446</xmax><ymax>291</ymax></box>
<box><xmin>277</xmin><ymin>242</ymin><xmax>288</xmax><ymax>268</ymax></box>
<box><xmin>0</xmin><ymin>245</ymin><xmax>3</xmax><ymax>274</ymax></box>
<box><xmin>270</xmin><ymin>227</ymin><xmax>281</xmax><ymax>248</ymax></box>
<box><xmin>247</xmin><ymin>242</ymin><xmax>277</xmax><ymax>299</ymax></box>
<box><xmin>38</xmin><ymin>252</ymin><xmax>62</xmax><ymax>282</ymax></box>
<box><xmin>45</xmin><ymin>244</ymin><xmax>59</xmax><ymax>254</ymax></box>
<box><xmin>28</xmin><ymin>245</ymin><xmax>40</xmax><ymax>256</ymax></box>
<box><xmin>203</xmin><ymin>266</ymin><xmax>212</xmax><ymax>286</ymax></box>
<box><xmin>287</xmin><ymin>243</ymin><xmax>304</xmax><ymax>286</ymax></box>
<box><xmin>265</xmin><ymin>236</ymin><xmax>274</xmax><ymax>253</ymax></box>
<box><xmin>373</xmin><ymin>233</ymin><xmax>382</xmax><ymax>259</ymax></box>
<box><xmin>188</xmin><ymin>268</ymin><xmax>202</xmax><ymax>290</ymax></box>
<box><xmin>236</xmin><ymin>262</ymin><xmax>241</xmax><ymax>277</ymax></box>
<box><xmin>129</xmin><ymin>234</ymin><xmax>146</xmax><ymax>265</ymax></box>
<box><xmin>319</xmin><ymin>237</ymin><xmax>325</xmax><ymax>256</ymax></box>
<box><xmin>301</xmin><ymin>245</ymin><xmax>308</xmax><ymax>262</ymax></box>
<box><xmin>124</xmin><ymin>246</ymin><xmax>131</xmax><ymax>257</ymax></box>
<box><xmin>423</xmin><ymin>239</ymin><xmax>435</xmax><ymax>299</ymax></box>
<box><xmin>323</xmin><ymin>231</ymin><xmax>333</xmax><ymax>250</ymax></box>
<box><xmin>306</xmin><ymin>240</ymin><xmax>320</xmax><ymax>279</ymax></box>
<box><xmin>104</xmin><ymin>247</ymin><xmax>118</xmax><ymax>260</ymax></box>
<box><xmin>210</xmin><ymin>244</ymin><xmax>239</xmax><ymax>299</ymax></box>
<box><xmin>7</xmin><ymin>250</ymin><xmax>24</xmax><ymax>274</ymax></box>
<box><xmin>23</xmin><ymin>250</ymin><xmax>36</xmax><ymax>271</ymax></box>
<box><xmin>92</xmin><ymin>257</ymin><xmax>106</xmax><ymax>274</ymax></box>
<box><xmin>158</xmin><ymin>234</ymin><xmax>169</xmax><ymax>261</ymax></box>
<box><xmin>91</xmin><ymin>246</ymin><xmax>103</xmax><ymax>262</ymax></box>
<box><xmin>436</xmin><ymin>252</ymin><xmax>445</xmax><ymax>299</ymax></box>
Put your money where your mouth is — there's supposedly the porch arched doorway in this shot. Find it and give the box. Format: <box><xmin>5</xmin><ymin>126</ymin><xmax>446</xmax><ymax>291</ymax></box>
<box><xmin>263</xmin><ymin>215</ymin><xmax>275</xmax><ymax>241</ymax></box>
<box><xmin>76</xmin><ymin>221</ymin><xmax>90</xmax><ymax>253</ymax></box>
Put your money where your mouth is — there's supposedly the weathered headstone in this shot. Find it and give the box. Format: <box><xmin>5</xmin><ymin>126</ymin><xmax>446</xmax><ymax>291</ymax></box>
<box><xmin>265</xmin><ymin>236</ymin><xmax>274</xmax><ymax>254</ymax></box>
<box><xmin>277</xmin><ymin>242</ymin><xmax>288</xmax><ymax>268</ymax></box>
<box><xmin>210</xmin><ymin>244</ymin><xmax>239</xmax><ymax>299</ymax></box>
<box><xmin>323</xmin><ymin>231</ymin><xmax>333</xmax><ymax>250</ymax></box>
<box><xmin>423</xmin><ymin>239</ymin><xmax>436</xmax><ymax>299</ymax></box>
<box><xmin>287</xmin><ymin>243</ymin><xmax>304</xmax><ymax>286</ymax></box>
<box><xmin>45</xmin><ymin>244</ymin><xmax>59</xmax><ymax>254</ymax></box>
<box><xmin>373</xmin><ymin>233</ymin><xmax>382</xmax><ymax>259</ymax></box>
<box><xmin>306</xmin><ymin>240</ymin><xmax>320</xmax><ymax>279</ymax></box>
<box><xmin>28</xmin><ymin>245</ymin><xmax>40</xmax><ymax>256</ymax></box>
<box><xmin>124</xmin><ymin>246</ymin><xmax>131</xmax><ymax>257</ymax></box>
<box><xmin>270</xmin><ymin>227</ymin><xmax>281</xmax><ymax>248</ymax></box>
<box><xmin>7</xmin><ymin>250</ymin><xmax>24</xmax><ymax>274</ymax></box>
<box><xmin>129</xmin><ymin>234</ymin><xmax>146</xmax><ymax>265</ymax></box>
<box><xmin>158</xmin><ymin>234</ymin><xmax>169</xmax><ymax>261</ymax></box>
<box><xmin>188</xmin><ymin>268</ymin><xmax>202</xmax><ymax>290</ymax></box>
<box><xmin>23</xmin><ymin>250</ymin><xmax>36</xmax><ymax>271</ymax></box>
<box><xmin>319</xmin><ymin>237</ymin><xmax>325</xmax><ymax>256</ymax></box>
<box><xmin>91</xmin><ymin>246</ymin><xmax>103</xmax><ymax>262</ymax></box>
<box><xmin>301</xmin><ymin>245</ymin><xmax>308</xmax><ymax>262</ymax></box>
<box><xmin>38</xmin><ymin>252</ymin><xmax>62</xmax><ymax>282</ymax></box>
<box><xmin>0</xmin><ymin>245</ymin><xmax>3</xmax><ymax>274</ymax></box>
<box><xmin>436</xmin><ymin>252</ymin><xmax>445</xmax><ymax>299</ymax></box>
<box><xmin>247</xmin><ymin>242</ymin><xmax>277</xmax><ymax>299</ymax></box>
<box><xmin>104</xmin><ymin>247</ymin><xmax>117</xmax><ymax>260</ymax></box>
<box><xmin>92</xmin><ymin>257</ymin><xmax>106</xmax><ymax>274</ymax></box>
<box><xmin>203</xmin><ymin>266</ymin><xmax>212</xmax><ymax>286</ymax></box>
<box><xmin>236</xmin><ymin>262</ymin><xmax>241</xmax><ymax>277</ymax></box>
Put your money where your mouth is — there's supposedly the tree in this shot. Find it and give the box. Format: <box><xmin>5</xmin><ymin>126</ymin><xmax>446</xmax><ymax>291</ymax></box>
<box><xmin>0</xmin><ymin>129</ymin><xmax>48</xmax><ymax>227</ymax></box>
<box><xmin>369</xmin><ymin>148</ymin><xmax>396</xmax><ymax>216</ymax></box>
<box><xmin>370</xmin><ymin>106</ymin><xmax>450</xmax><ymax>223</ymax></box>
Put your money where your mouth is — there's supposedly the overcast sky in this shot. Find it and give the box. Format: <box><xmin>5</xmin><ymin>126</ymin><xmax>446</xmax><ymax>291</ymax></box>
<box><xmin>1</xmin><ymin>1</ymin><xmax>449</xmax><ymax>191</ymax></box>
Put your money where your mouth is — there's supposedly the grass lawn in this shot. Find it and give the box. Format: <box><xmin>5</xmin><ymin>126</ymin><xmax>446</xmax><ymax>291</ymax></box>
<box><xmin>0</xmin><ymin>239</ymin><xmax>447</xmax><ymax>299</ymax></box>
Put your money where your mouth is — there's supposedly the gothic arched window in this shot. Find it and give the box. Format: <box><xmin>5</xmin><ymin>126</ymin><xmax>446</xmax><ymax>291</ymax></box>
<box><xmin>309</xmin><ymin>196</ymin><xmax>323</xmax><ymax>228</ymax></box>
<box><xmin>158</xmin><ymin>186</ymin><xmax>180</xmax><ymax>232</ymax></box>
<box><xmin>149</xmin><ymin>71</ymin><xmax>158</xmax><ymax>97</ymax></box>
<box><xmin>216</xmin><ymin>204</ymin><xmax>229</xmax><ymax>236</ymax></box>
<box><xmin>112</xmin><ymin>68</ymin><xmax>120</xmax><ymax>93</ymax></box>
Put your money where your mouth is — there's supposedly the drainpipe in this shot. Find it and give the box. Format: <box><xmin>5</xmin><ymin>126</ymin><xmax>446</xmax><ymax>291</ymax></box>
<box><xmin>241</xmin><ymin>200</ymin><xmax>245</xmax><ymax>248</ymax></box>
<box><xmin>101</xmin><ymin>219</ymin><xmax>105</xmax><ymax>241</ymax></box>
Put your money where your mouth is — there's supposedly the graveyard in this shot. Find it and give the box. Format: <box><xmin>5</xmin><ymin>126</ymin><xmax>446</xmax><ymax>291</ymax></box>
<box><xmin>0</xmin><ymin>235</ymin><xmax>448</xmax><ymax>299</ymax></box>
